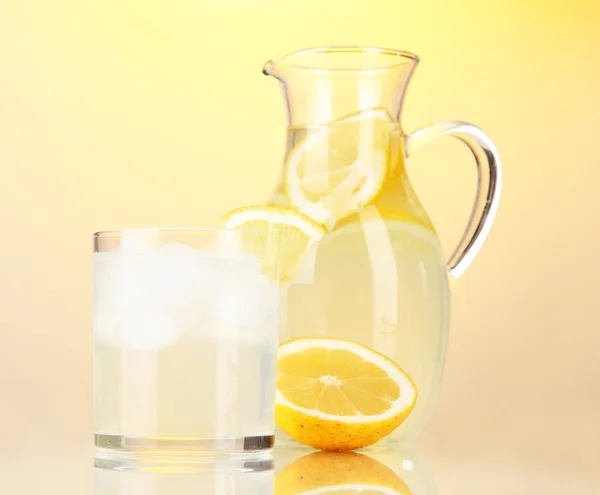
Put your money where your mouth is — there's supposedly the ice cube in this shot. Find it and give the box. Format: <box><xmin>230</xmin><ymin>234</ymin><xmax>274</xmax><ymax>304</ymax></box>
<box><xmin>118</xmin><ymin>302</ymin><xmax>179</xmax><ymax>350</ymax></box>
<box><xmin>146</xmin><ymin>243</ymin><xmax>213</xmax><ymax>315</ymax></box>
<box><xmin>94</xmin><ymin>251</ymin><xmax>154</xmax><ymax>345</ymax></box>
<box><xmin>94</xmin><ymin>244</ymin><xmax>279</xmax><ymax>349</ymax></box>
<box><xmin>210</xmin><ymin>254</ymin><xmax>279</xmax><ymax>343</ymax></box>
<box><xmin>118</xmin><ymin>230</ymin><xmax>160</xmax><ymax>254</ymax></box>
<box><xmin>93</xmin><ymin>248</ymin><xmax>184</xmax><ymax>349</ymax></box>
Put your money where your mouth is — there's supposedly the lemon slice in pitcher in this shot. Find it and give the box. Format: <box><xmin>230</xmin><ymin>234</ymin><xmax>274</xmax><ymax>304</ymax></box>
<box><xmin>276</xmin><ymin>337</ymin><xmax>418</xmax><ymax>451</ymax></box>
<box><xmin>284</xmin><ymin>107</ymin><xmax>396</xmax><ymax>228</ymax></box>
<box><xmin>222</xmin><ymin>205</ymin><xmax>325</xmax><ymax>285</ymax></box>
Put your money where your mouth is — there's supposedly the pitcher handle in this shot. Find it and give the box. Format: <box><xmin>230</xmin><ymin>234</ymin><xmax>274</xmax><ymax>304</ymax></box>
<box><xmin>405</xmin><ymin>121</ymin><xmax>502</xmax><ymax>280</ymax></box>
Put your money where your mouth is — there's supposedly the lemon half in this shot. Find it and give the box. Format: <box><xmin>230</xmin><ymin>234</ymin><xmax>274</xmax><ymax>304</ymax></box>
<box><xmin>276</xmin><ymin>337</ymin><xmax>418</xmax><ymax>451</ymax></box>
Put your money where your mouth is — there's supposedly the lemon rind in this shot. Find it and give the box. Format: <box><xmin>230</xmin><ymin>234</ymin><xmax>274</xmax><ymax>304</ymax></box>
<box><xmin>222</xmin><ymin>205</ymin><xmax>325</xmax><ymax>240</ymax></box>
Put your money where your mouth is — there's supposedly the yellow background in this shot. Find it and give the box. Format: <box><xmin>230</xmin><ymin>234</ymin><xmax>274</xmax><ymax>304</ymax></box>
<box><xmin>1</xmin><ymin>0</ymin><xmax>599</xmax><ymax>491</ymax></box>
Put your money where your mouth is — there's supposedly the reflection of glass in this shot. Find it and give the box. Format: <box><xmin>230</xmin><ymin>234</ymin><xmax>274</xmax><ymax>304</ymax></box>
<box><xmin>274</xmin><ymin>446</ymin><xmax>435</xmax><ymax>495</ymax></box>
<box><xmin>93</xmin><ymin>229</ymin><xmax>279</xmax><ymax>455</ymax></box>
<box><xmin>264</xmin><ymin>47</ymin><xmax>501</xmax><ymax>446</ymax></box>
<box><xmin>94</xmin><ymin>457</ymin><xmax>274</xmax><ymax>495</ymax></box>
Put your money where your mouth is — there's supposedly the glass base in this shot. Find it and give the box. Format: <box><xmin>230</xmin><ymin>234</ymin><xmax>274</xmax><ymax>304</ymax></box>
<box><xmin>95</xmin><ymin>452</ymin><xmax>274</xmax><ymax>473</ymax></box>
<box><xmin>95</xmin><ymin>433</ymin><xmax>275</xmax><ymax>457</ymax></box>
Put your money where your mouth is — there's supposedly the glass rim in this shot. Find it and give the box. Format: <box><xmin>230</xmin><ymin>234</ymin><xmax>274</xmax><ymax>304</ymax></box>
<box><xmin>264</xmin><ymin>45</ymin><xmax>420</xmax><ymax>75</ymax></box>
<box><xmin>93</xmin><ymin>227</ymin><xmax>264</xmax><ymax>238</ymax></box>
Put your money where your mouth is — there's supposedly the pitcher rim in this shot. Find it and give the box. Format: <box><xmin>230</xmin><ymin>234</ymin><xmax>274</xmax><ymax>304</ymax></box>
<box><xmin>264</xmin><ymin>46</ymin><xmax>419</xmax><ymax>75</ymax></box>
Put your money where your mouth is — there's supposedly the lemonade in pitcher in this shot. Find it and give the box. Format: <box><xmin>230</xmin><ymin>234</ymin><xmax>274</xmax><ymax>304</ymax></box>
<box><xmin>275</xmin><ymin>108</ymin><xmax>449</xmax><ymax>446</ymax></box>
<box><xmin>223</xmin><ymin>47</ymin><xmax>501</xmax><ymax>450</ymax></box>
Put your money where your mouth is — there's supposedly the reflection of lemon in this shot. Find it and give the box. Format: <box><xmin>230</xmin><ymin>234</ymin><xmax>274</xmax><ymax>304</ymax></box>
<box><xmin>276</xmin><ymin>451</ymin><xmax>412</xmax><ymax>495</ymax></box>
<box><xmin>276</xmin><ymin>337</ymin><xmax>418</xmax><ymax>451</ymax></box>
<box><xmin>222</xmin><ymin>205</ymin><xmax>325</xmax><ymax>285</ymax></box>
<box><xmin>285</xmin><ymin>108</ymin><xmax>397</xmax><ymax>228</ymax></box>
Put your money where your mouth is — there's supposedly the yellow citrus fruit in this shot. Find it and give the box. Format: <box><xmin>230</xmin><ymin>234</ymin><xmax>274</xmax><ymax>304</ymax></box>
<box><xmin>276</xmin><ymin>337</ymin><xmax>418</xmax><ymax>451</ymax></box>
<box><xmin>222</xmin><ymin>205</ymin><xmax>325</xmax><ymax>285</ymax></box>
<box><xmin>276</xmin><ymin>451</ymin><xmax>412</xmax><ymax>495</ymax></box>
<box><xmin>284</xmin><ymin>107</ymin><xmax>397</xmax><ymax>229</ymax></box>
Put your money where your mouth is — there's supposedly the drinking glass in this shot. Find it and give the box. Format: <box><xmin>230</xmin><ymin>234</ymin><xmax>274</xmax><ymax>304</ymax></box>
<box><xmin>93</xmin><ymin>229</ymin><xmax>279</xmax><ymax>456</ymax></box>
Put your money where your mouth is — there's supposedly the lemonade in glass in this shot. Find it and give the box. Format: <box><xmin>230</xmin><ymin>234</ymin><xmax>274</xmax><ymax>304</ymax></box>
<box><xmin>93</xmin><ymin>229</ymin><xmax>279</xmax><ymax>455</ymax></box>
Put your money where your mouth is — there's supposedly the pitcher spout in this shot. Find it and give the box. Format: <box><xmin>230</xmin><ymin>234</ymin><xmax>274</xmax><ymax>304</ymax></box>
<box><xmin>262</xmin><ymin>46</ymin><xmax>419</xmax><ymax>125</ymax></box>
<box><xmin>262</xmin><ymin>60</ymin><xmax>276</xmax><ymax>77</ymax></box>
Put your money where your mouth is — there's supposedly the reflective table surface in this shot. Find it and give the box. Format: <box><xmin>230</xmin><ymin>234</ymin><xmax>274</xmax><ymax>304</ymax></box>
<box><xmin>4</xmin><ymin>438</ymin><xmax>598</xmax><ymax>495</ymax></box>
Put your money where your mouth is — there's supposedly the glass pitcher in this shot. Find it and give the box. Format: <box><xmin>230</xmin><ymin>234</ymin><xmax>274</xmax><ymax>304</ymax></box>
<box><xmin>263</xmin><ymin>46</ymin><xmax>502</xmax><ymax>446</ymax></box>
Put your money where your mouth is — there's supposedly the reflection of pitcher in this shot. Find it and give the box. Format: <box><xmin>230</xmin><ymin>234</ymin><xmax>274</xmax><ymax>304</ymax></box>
<box><xmin>264</xmin><ymin>47</ymin><xmax>502</xmax><ymax>445</ymax></box>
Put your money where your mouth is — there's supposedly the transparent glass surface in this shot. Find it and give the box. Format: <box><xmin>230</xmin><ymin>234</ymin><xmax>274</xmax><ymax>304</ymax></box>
<box><xmin>93</xmin><ymin>229</ymin><xmax>280</xmax><ymax>455</ymax></box>
<box><xmin>265</xmin><ymin>47</ymin><xmax>501</xmax><ymax>444</ymax></box>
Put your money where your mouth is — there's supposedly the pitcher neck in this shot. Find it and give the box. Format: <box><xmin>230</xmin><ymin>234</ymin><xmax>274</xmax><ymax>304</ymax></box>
<box><xmin>264</xmin><ymin>46</ymin><xmax>419</xmax><ymax>126</ymax></box>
